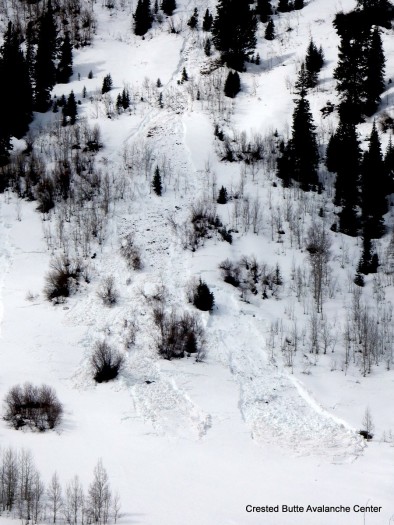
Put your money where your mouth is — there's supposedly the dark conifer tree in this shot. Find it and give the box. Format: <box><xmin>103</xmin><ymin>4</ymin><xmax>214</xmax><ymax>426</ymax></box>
<box><xmin>224</xmin><ymin>71</ymin><xmax>241</xmax><ymax>98</ymax></box>
<box><xmin>325</xmin><ymin>134</ymin><xmax>339</xmax><ymax>174</ymax></box>
<box><xmin>35</xmin><ymin>0</ymin><xmax>58</xmax><ymax>111</ymax></box>
<box><xmin>161</xmin><ymin>0</ymin><xmax>176</xmax><ymax>16</ymax></box>
<box><xmin>294</xmin><ymin>0</ymin><xmax>304</xmax><ymax>9</ymax></box>
<box><xmin>305</xmin><ymin>40</ymin><xmax>324</xmax><ymax>87</ymax></box>
<box><xmin>102</xmin><ymin>74</ymin><xmax>113</xmax><ymax>94</ymax></box>
<box><xmin>152</xmin><ymin>166</ymin><xmax>162</xmax><ymax>195</ymax></box>
<box><xmin>0</xmin><ymin>22</ymin><xmax>33</xmax><ymax>138</ymax></box>
<box><xmin>181</xmin><ymin>67</ymin><xmax>189</xmax><ymax>82</ymax></box>
<box><xmin>62</xmin><ymin>91</ymin><xmax>77</xmax><ymax>125</ymax></box>
<box><xmin>294</xmin><ymin>62</ymin><xmax>311</xmax><ymax>95</ymax></box>
<box><xmin>256</xmin><ymin>0</ymin><xmax>272</xmax><ymax>23</ymax></box>
<box><xmin>134</xmin><ymin>0</ymin><xmax>153</xmax><ymax>35</ymax></box>
<box><xmin>278</xmin><ymin>0</ymin><xmax>290</xmax><ymax>12</ymax></box>
<box><xmin>384</xmin><ymin>136</ymin><xmax>394</xmax><ymax>194</ymax></box>
<box><xmin>331</xmin><ymin>121</ymin><xmax>361</xmax><ymax>204</ymax></box>
<box><xmin>202</xmin><ymin>8</ymin><xmax>214</xmax><ymax>30</ymax></box>
<box><xmin>276</xmin><ymin>140</ymin><xmax>293</xmax><ymax>188</ymax></box>
<box><xmin>25</xmin><ymin>21</ymin><xmax>36</xmax><ymax>84</ymax></box>
<box><xmin>330</xmin><ymin>120</ymin><xmax>361</xmax><ymax>236</ymax></box>
<box><xmin>358</xmin><ymin>234</ymin><xmax>379</xmax><ymax>274</ymax></box>
<box><xmin>265</xmin><ymin>18</ymin><xmax>275</xmax><ymax>40</ymax></box>
<box><xmin>57</xmin><ymin>33</ymin><xmax>73</xmax><ymax>83</ymax></box>
<box><xmin>212</xmin><ymin>0</ymin><xmax>257</xmax><ymax>71</ymax></box>
<box><xmin>333</xmin><ymin>24</ymin><xmax>370</xmax><ymax>123</ymax></box>
<box><xmin>121</xmin><ymin>88</ymin><xmax>130</xmax><ymax>109</ymax></box>
<box><xmin>217</xmin><ymin>185</ymin><xmax>228</xmax><ymax>203</ymax></box>
<box><xmin>193</xmin><ymin>279</ymin><xmax>215</xmax><ymax>311</ymax></box>
<box><xmin>288</xmin><ymin>95</ymin><xmax>319</xmax><ymax>190</ymax></box>
<box><xmin>361</xmin><ymin>123</ymin><xmax>388</xmax><ymax>238</ymax></box>
<box><xmin>365</xmin><ymin>26</ymin><xmax>385</xmax><ymax>116</ymax></box>
<box><xmin>356</xmin><ymin>0</ymin><xmax>394</xmax><ymax>28</ymax></box>
<box><xmin>187</xmin><ymin>8</ymin><xmax>199</xmax><ymax>29</ymax></box>
<box><xmin>204</xmin><ymin>38</ymin><xmax>212</xmax><ymax>56</ymax></box>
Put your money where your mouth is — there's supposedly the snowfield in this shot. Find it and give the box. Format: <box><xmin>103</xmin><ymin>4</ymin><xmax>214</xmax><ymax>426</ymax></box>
<box><xmin>1</xmin><ymin>0</ymin><xmax>394</xmax><ymax>523</ymax></box>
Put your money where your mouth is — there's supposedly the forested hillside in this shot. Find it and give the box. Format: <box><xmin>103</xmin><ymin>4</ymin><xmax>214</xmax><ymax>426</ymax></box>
<box><xmin>0</xmin><ymin>0</ymin><xmax>394</xmax><ymax>524</ymax></box>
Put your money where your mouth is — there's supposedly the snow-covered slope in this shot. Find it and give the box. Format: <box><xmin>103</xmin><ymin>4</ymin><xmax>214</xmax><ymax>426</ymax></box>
<box><xmin>1</xmin><ymin>0</ymin><xmax>394</xmax><ymax>523</ymax></box>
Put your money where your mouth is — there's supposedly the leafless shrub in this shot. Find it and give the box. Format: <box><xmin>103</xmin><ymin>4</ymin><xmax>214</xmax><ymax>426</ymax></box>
<box><xmin>90</xmin><ymin>341</ymin><xmax>125</xmax><ymax>383</ymax></box>
<box><xmin>123</xmin><ymin>318</ymin><xmax>138</xmax><ymax>349</ymax></box>
<box><xmin>219</xmin><ymin>256</ymin><xmax>283</xmax><ymax>299</ymax></box>
<box><xmin>44</xmin><ymin>255</ymin><xmax>85</xmax><ymax>303</ymax></box>
<box><xmin>119</xmin><ymin>233</ymin><xmax>143</xmax><ymax>270</ymax></box>
<box><xmin>4</xmin><ymin>383</ymin><xmax>63</xmax><ymax>431</ymax></box>
<box><xmin>153</xmin><ymin>308</ymin><xmax>205</xmax><ymax>360</ymax></box>
<box><xmin>97</xmin><ymin>276</ymin><xmax>119</xmax><ymax>306</ymax></box>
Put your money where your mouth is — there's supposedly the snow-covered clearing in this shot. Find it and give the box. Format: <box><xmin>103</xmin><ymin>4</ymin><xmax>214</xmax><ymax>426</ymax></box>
<box><xmin>1</xmin><ymin>0</ymin><xmax>394</xmax><ymax>523</ymax></box>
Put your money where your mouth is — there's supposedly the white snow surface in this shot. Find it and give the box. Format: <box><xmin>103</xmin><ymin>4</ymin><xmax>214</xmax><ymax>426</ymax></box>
<box><xmin>1</xmin><ymin>0</ymin><xmax>394</xmax><ymax>523</ymax></box>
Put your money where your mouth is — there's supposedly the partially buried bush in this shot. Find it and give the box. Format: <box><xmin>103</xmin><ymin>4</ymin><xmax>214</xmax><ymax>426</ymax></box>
<box><xmin>153</xmin><ymin>308</ymin><xmax>205</xmax><ymax>360</ymax></box>
<box><xmin>44</xmin><ymin>255</ymin><xmax>85</xmax><ymax>302</ymax></box>
<box><xmin>91</xmin><ymin>341</ymin><xmax>125</xmax><ymax>383</ymax></box>
<box><xmin>4</xmin><ymin>383</ymin><xmax>63</xmax><ymax>431</ymax></box>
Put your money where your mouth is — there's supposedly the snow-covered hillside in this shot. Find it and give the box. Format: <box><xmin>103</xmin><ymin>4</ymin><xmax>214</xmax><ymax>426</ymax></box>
<box><xmin>1</xmin><ymin>0</ymin><xmax>394</xmax><ymax>523</ymax></box>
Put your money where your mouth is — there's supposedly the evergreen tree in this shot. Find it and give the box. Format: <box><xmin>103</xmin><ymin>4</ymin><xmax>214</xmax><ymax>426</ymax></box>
<box><xmin>224</xmin><ymin>70</ymin><xmax>241</xmax><ymax>98</ymax></box>
<box><xmin>276</xmin><ymin>140</ymin><xmax>293</xmax><ymax>188</ymax></box>
<box><xmin>358</xmin><ymin>234</ymin><xmax>379</xmax><ymax>274</ymax></box>
<box><xmin>330</xmin><ymin>120</ymin><xmax>361</xmax><ymax>236</ymax></box>
<box><xmin>35</xmin><ymin>0</ymin><xmax>58</xmax><ymax>111</ymax></box>
<box><xmin>57</xmin><ymin>33</ymin><xmax>73</xmax><ymax>83</ymax></box>
<box><xmin>62</xmin><ymin>91</ymin><xmax>77</xmax><ymax>125</ymax></box>
<box><xmin>25</xmin><ymin>21</ymin><xmax>36</xmax><ymax>84</ymax></box>
<box><xmin>325</xmin><ymin>133</ymin><xmax>339</xmax><ymax>174</ymax></box>
<box><xmin>204</xmin><ymin>38</ymin><xmax>212</xmax><ymax>56</ymax></box>
<box><xmin>193</xmin><ymin>279</ymin><xmax>215</xmax><ymax>311</ymax></box>
<box><xmin>152</xmin><ymin>166</ymin><xmax>162</xmax><ymax>195</ymax></box>
<box><xmin>384</xmin><ymin>136</ymin><xmax>394</xmax><ymax>194</ymax></box>
<box><xmin>0</xmin><ymin>124</ymin><xmax>11</xmax><ymax>166</ymax></box>
<box><xmin>0</xmin><ymin>22</ymin><xmax>33</xmax><ymax>138</ymax></box>
<box><xmin>202</xmin><ymin>8</ymin><xmax>214</xmax><ymax>30</ymax></box>
<box><xmin>294</xmin><ymin>62</ymin><xmax>311</xmax><ymax>95</ymax></box>
<box><xmin>161</xmin><ymin>0</ymin><xmax>176</xmax><ymax>16</ymax></box>
<box><xmin>333</xmin><ymin>22</ymin><xmax>370</xmax><ymax>123</ymax></box>
<box><xmin>187</xmin><ymin>8</ymin><xmax>199</xmax><ymax>29</ymax></box>
<box><xmin>134</xmin><ymin>0</ymin><xmax>153</xmax><ymax>35</ymax></box>
<box><xmin>121</xmin><ymin>88</ymin><xmax>130</xmax><ymax>109</ymax></box>
<box><xmin>217</xmin><ymin>185</ymin><xmax>228</xmax><ymax>203</ymax></box>
<box><xmin>265</xmin><ymin>18</ymin><xmax>275</xmax><ymax>40</ymax></box>
<box><xmin>364</xmin><ymin>26</ymin><xmax>385</xmax><ymax>116</ymax></box>
<box><xmin>305</xmin><ymin>39</ymin><xmax>324</xmax><ymax>87</ymax></box>
<box><xmin>278</xmin><ymin>0</ymin><xmax>291</xmax><ymax>12</ymax></box>
<box><xmin>356</xmin><ymin>0</ymin><xmax>394</xmax><ymax>28</ymax></box>
<box><xmin>361</xmin><ymin>122</ymin><xmax>388</xmax><ymax>237</ymax></box>
<box><xmin>212</xmin><ymin>0</ymin><xmax>257</xmax><ymax>71</ymax></box>
<box><xmin>181</xmin><ymin>67</ymin><xmax>189</xmax><ymax>82</ymax></box>
<box><xmin>102</xmin><ymin>74</ymin><xmax>113</xmax><ymax>94</ymax></box>
<box><xmin>294</xmin><ymin>0</ymin><xmax>304</xmax><ymax>9</ymax></box>
<box><xmin>288</xmin><ymin>95</ymin><xmax>319</xmax><ymax>190</ymax></box>
<box><xmin>256</xmin><ymin>0</ymin><xmax>272</xmax><ymax>23</ymax></box>
<box><xmin>331</xmin><ymin>120</ymin><xmax>361</xmax><ymax>204</ymax></box>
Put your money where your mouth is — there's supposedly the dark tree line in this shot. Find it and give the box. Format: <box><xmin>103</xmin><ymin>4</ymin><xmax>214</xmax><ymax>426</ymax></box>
<box><xmin>0</xmin><ymin>2</ymin><xmax>74</xmax><ymax>165</ymax></box>
<box><xmin>334</xmin><ymin>4</ymin><xmax>387</xmax><ymax>123</ymax></box>
<box><xmin>212</xmin><ymin>0</ymin><xmax>257</xmax><ymax>71</ymax></box>
<box><xmin>327</xmin><ymin>119</ymin><xmax>391</xmax><ymax>242</ymax></box>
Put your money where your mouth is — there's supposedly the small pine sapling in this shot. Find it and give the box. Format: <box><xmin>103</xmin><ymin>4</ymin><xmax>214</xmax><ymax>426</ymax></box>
<box><xmin>217</xmin><ymin>185</ymin><xmax>228</xmax><ymax>204</ymax></box>
<box><xmin>152</xmin><ymin>166</ymin><xmax>162</xmax><ymax>195</ymax></box>
<box><xmin>193</xmin><ymin>279</ymin><xmax>215</xmax><ymax>311</ymax></box>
